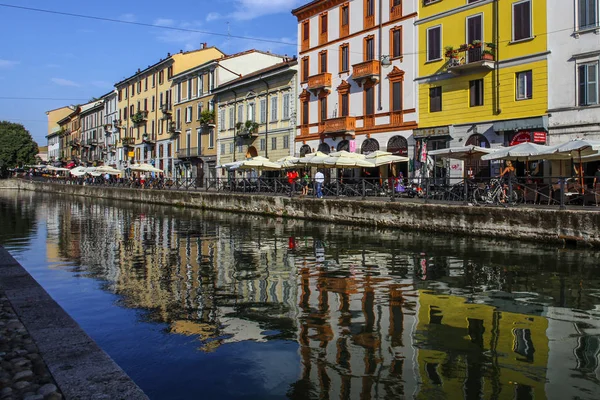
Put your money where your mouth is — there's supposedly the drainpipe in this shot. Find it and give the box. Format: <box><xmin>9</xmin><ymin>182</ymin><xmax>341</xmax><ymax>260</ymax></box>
<box><xmin>232</xmin><ymin>88</ymin><xmax>238</xmax><ymax>163</ymax></box>
<box><xmin>377</xmin><ymin>0</ymin><xmax>383</xmax><ymax>111</ymax></box>
<box><xmin>259</xmin><ymin>75</ymin><xmax>270</xmax><ymax>159</ymax></box>
<box><xmin>494</xmin><ymin>0</ymin><xmax>500</xmax><ymax>115</ymax></box>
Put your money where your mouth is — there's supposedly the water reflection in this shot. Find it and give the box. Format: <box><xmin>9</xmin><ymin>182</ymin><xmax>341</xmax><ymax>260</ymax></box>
<box><xmin>1</xmin><ymin>191</ymin><xmax>600</xmax><ymax>399</ymax></box>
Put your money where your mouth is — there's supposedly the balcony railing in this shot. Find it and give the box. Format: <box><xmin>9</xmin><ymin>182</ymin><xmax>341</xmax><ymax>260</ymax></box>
<box><xmin>446</xmin><ymin>44</ymin><xmax>495</xmax><ymax>74</ymax></box>
<box><xmin>122</xmin><ymin>137</ymin><xmax>136</xmax><ymax>146</ymax></box>
<box><xmin>131</xmin><ymin>110</ymin><xmax>148</xmax><ymax>125</ymax></box>
<box><xmin>352</xmin><ymin>60</ymin><xmax>380</xmax><ymax>83</ymax></box>
<box><xmin>321</xmin><ymin>116</ymin><xmax>356</xmax><ymax>135</ymax></box>
<box><xmin>176</xmin><ymin>147</ymin><xmax>202</xmax><ymax>158</ymax></box>
<box><xmin>307</xmin><ymin>72</ymin><xmax>332</xmax><ymax>93</ymax></box>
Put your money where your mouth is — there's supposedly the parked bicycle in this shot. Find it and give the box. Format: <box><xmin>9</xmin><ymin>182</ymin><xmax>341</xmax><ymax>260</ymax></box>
<box><xmin>472</xmin><ymin>178</ymin><xmax>518</xmax><ymax>205</ymax></box>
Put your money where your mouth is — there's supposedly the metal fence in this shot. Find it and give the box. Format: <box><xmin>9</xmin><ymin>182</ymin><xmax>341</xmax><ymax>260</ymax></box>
<box><xmin>12</xmin><ymin>173</ymin><xmax>600</xmax><ymax>209</ymax></box>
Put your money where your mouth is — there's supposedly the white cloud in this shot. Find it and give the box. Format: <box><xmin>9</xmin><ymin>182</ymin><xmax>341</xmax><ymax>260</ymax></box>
<box><xmin>0</xmin><ymin>59</ymin><xmax>19</xmax><ymax>68</ymax></box>
<box><xmin>119</xmin><ymin>13</ymin><xmax>136</xmax><ymax>22</ymax></box>
<box><xmin>229</xmin><ymin>0</ymin><xmax>300</xmax><ymax>21</ymax></box>
<box><xmin>154</xmin><ymin>18</ymin><xmax>175</xmax><ymax>26</ymax></box>
<box><xmin>206</xmin><ymin>12</ymin><xmax>221</xmax><ymax>22</ymax></box>
<box><xmin>51</xmin><ymin>78</ymin><xmax>80</xmax><ymax>87</ymax></box>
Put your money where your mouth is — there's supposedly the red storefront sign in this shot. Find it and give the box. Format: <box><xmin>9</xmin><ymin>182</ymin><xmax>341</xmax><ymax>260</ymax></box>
<box><xmin>509</xmin><ymin>131</ymin><xmax>532</xmax><ymax>146</ymax></box>
<box><xmin>532</xmin><ymin>131</ymin><xmax>547</xmax><ymax>143</ymax></box>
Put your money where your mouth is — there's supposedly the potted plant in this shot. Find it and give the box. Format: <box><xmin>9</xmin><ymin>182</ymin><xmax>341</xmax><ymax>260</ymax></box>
<box><xmin>244</xmin><ymin>120</ymin><xmax>259</xmax><ymax>133</ymax></box>
<box><xmin>458</xmin><ymin>43</ymin><xmax>469</xmax><ymax>52</ymax></box>
<box><xmin>444</xmin><ymin>45</ymin><xmax>455</xmax><ymax>58</ymax></box>
<box><xmin>200</xmin><ymin>109</ymin><xmax>215</xmax><ymax>126</ymax></box>
<box><xmin>471</xmin><ymin>40</ymin><xmax>482</xmax><ymax>48</ymax></box>
<box><xmin>235</xmin><ymin>122</ymin><xmax>244</xmax><ymax>131</ymax></box>
<box><xmin>482</xmin><ymin>49</ymin><xmax>494</xmax><ymax>61</ymax></box>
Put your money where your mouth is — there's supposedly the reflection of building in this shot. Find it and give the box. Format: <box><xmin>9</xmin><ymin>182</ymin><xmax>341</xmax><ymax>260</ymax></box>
<box><xmin>416</xmin><ymin>0</ymin><xmax>549</xmax><ymax>178</ymax></box>
<box><xmin>291</xmin><ymin>0</ymin><xmax>418</xmax><ymax>178</ymax></box>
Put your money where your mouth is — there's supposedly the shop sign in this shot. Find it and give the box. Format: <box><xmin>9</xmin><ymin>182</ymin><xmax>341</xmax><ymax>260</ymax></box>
<box><xmin>128</xmin><ymin>151</ymin><xmax>135</xmax><ymax>158</ymax></box>
<box><xmin>349</xmin><ymin>140</ymin><xmax>356</xmax><ymax>153</ymax></box>
<box><xmin>532</xmin><ymin>131</ymin><xmax>547</xmax><ymax>143</ymax></box>
<box><xmin>413</xmin><ymin>126</ymin><xmax>451</xmax><ymax>138</ymax></box>
<box><xmin>509</xmin><ymin>131</ymin><xmax>531</xmax><ymax>146</ymax></box>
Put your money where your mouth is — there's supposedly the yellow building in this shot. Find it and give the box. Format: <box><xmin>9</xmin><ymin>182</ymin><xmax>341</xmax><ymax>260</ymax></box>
<box><xmin>416</xmin><ymin>0</ymin><xmax>549</xmax><ymax>177</ymax></box>
<box><xmin>114</xmin><ymin>45</ymin><xmax>224</xmax><ymax>176</ymax></box>
<box><xmin>45</xmin><ymin>106</ymin><xmax>73</xmax><ymax>163</ymax></box>
<box><xmin>56</xmin><ymin>107</ymin><xmax>81</xmax><ymax>165</ymax></box>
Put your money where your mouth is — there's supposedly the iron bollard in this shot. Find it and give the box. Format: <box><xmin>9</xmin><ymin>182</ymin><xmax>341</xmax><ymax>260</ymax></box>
<box><xmin>560</xmin><ymin>178</ymin><xmax>566</xmax><ymax>210</ymax></box>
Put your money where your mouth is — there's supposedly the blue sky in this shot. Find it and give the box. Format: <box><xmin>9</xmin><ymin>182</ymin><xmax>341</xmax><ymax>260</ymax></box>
<box><xmin>0</xmin><ymin>0</ymin><xmax>300</xmax><ymax>145</ymax></box>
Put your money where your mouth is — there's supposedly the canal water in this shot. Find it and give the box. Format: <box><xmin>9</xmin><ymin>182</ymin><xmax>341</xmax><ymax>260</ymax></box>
<box><xmin>1</xmin><ymin>191</ymin><xmax>599</xmax><ymax>400</ymax></box>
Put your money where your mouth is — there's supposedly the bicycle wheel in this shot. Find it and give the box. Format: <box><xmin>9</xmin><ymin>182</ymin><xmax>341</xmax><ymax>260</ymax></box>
<box><xmin>472</xmin><ymin>188</ymin><xmax>482</xmax><ymax>205</ymax></box>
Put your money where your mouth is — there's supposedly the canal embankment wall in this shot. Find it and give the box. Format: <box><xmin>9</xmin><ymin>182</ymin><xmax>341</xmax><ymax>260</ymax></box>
<box><xmin>0</xmin><ymin>246</ymin><xmax>148</xmax><ymax>399</ymax></box>
<box><xmin>2</xmin><ymin>178</ymin><xmax>600</xmax><ymax>247</ymax></box>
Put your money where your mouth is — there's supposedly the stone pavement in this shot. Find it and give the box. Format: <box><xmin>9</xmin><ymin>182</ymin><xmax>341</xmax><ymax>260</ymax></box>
<box><xmin>0</xmin><ymin>247</ymin><xmax>148</xmax><ymax>400</ymax></box>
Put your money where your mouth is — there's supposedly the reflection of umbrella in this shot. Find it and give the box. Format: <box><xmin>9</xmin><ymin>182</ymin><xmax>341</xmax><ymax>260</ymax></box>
<box><xmin>365</xmin><ymin>151</ymin><xmax>409</xmax><ymax>167</ymax></box>
<box><xmin>429</xmin><ymin>146</ymin><xmax>496</xmax><ymax>161</ymax></box>
<box><xmin>481</xmin><ymin>142</ymin><xmax>551</xmax><ymax>161</ymax></box>
<box><xmin>276</xmin><ymin>156</ymin><xmax>300</xmax><ymax>169</ymax></box>
<box><xmin>238</xmin><ymin>156</ymin><xmax>281</xmax><ymax>170</ymax></box>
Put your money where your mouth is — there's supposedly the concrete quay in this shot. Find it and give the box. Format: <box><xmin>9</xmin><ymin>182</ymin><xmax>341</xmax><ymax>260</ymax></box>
<box><xmin>0</xmin><ymin>247</ymin><xmax>148</xmax><ymax>400</ymax></box>
<box><xmin>2</xmin><ymin>179</ymin><xmax>600</xmax><ymax>248</ymax></box>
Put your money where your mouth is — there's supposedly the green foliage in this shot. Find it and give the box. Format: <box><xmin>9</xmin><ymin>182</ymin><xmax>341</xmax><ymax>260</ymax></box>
<box><xmin>199</xmin><ymin>110</ymin><xmax>215</xmax><ymax>125</ymax></box>
<box><xmin>0</xmin><ymin>121</ymin><xmax>38</xmax><ymax>170</ymax></box>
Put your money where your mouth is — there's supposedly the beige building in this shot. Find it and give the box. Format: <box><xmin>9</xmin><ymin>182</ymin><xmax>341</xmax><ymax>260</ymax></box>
<box><xmin>213</xmin><ymin>58</ymin><xmax>298</xmax><ymax>171</ymax></box>
<box><xmin>46</xmin><ymin>106</ymin><xmax>74</xmax><ymax>163</ymax></box>
<box><xmin>114</xmin><ymin>45</ymin><xmax>224</xmax><ymax>175</ymax></box>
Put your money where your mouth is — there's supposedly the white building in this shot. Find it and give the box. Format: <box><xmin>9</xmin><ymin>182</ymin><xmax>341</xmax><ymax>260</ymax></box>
<box><xmin>47</xmin><ymin>129</ymin><xmax>60</xmax><ymax>163</ymax></box>
<box><xmin>291</xmin><ymin>0</ymin><xmax>418</xmax><ymax>176</ymax></box>
<box><xmin>547</xmin><ymin>0</ymin><xmax>600</xmax><ymax>147</ymax></box>
<box><xmin>79</xmin><ymin>100</ymin><xmax>104</xmax><ymax>166</ymax></box>
<box><xmin>100</xmin><ymin>90</ymin><xmax>120</xmax><ymax>168</ymax></box>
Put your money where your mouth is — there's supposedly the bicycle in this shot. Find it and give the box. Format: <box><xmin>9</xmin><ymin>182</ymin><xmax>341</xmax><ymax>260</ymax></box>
<box><xmin>472</xmin><ymin>178</ymin><xmax>518</xmax><ymax>205</ymax></box>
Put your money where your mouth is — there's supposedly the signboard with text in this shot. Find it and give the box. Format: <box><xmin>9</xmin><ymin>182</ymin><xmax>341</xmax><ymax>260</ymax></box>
<box><xmin>533</xmin><ymin>131</ymin><xmax>547</xmax><ymax>143</ymax></box>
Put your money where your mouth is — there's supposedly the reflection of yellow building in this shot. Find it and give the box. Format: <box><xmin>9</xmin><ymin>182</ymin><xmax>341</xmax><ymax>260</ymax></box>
<box><xmin>415</xmin><ymin>292</ymin><xmax>548</xmax><ymax>399</ymax></box>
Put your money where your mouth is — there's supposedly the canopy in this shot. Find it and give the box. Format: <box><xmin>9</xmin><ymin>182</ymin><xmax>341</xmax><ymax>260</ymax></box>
<box><xmin>70</xmin><ymin>166</ymin><xmax>87</xmax><ymax>177</ymax></box>
<box><xmin>365</xmin><ymin>150</ymin><xmax>410</xmax><ymax>166</ymax></box>
<box><xmin>323</xmin><ymin>155</ymin><xmax>373</xmax><ymax>168</ymax></box>
<box><xmin>428</xmin><ymin>145</ymin><xmax>496</xmax><ymax>161</ymax></box>
<box><xmin>130</xmin><ymin>163</ymin><xmax>163</xmax><ymax>173</ymax></box>
<box><xmin>216</xmin><ymin>160</ymin><xmax>244</xmax><ymax>170</ymax></box>
<box><xmin>481</xmin><ymin>142</ymin><xmax>552</xmax><ymax>161</ymax></box>
<box><xmin>297</xmin><ymin>151</ymin><xmax>331</xmax><ymax>167</ymax></box>
<box><xmin>536</xmin><ymin>139</ymin><xmax>600</xmax><ymax>159</ymax></box>
<box><xmin>275</xmin><ymin>156</ymin><xmax>300</xmax><ymax>169</ymax></box>
<box><xmin>238</xmin><ymin>156</ymin><xmax>281</xmax><ymax>170</ymax></box>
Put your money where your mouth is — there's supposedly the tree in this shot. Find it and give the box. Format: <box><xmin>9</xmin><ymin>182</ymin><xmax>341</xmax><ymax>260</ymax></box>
<box><xmin>0</xmin><ymin>121</ymin><xmax>38</xmax><ymax>172</ymax></box>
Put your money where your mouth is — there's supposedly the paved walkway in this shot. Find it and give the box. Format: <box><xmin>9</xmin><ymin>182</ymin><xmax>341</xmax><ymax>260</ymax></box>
<box><xmin>0</xmin><ymin>247</ymin><xmax>148</xmax><ymax>400</ymax></box>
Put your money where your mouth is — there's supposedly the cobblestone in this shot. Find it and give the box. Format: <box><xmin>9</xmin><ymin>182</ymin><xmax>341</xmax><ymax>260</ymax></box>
<box><xmin>0</xmin><ymin>294</ymin><xmax>63</xmax><ymax>400</ymax></box>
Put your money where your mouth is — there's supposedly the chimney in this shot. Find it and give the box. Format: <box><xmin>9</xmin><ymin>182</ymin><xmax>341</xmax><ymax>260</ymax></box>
<box><xmin>180</xmin><ymin>49</ymin><xmax>183</xmax><ymax>53</ymax></box>
<box><xmin>167</xmin><ymin>52</ymin><xmax>170</xmax><ymax>57</ymax></box>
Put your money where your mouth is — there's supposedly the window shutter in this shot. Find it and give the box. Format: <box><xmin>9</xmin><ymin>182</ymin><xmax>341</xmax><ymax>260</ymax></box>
<box><xmin>271</xmin><ymin>97</ymin><xmax>278</xmax><ymax>121</ymax></box>
<box><xmin>260</xmin><ymin>99</ymin><xmax>266</xmax><ymax>123</ymax></box>
<box><xmin>283</xmin><ymin>94</ymin><xmax>290</xmax><ymax>119</ymax></box>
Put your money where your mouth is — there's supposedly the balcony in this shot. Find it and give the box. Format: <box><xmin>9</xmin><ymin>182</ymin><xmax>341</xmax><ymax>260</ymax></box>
<box><xmin>121</xmin><ymin>137</ymin><xmax>136</xmax><ymax>147</ymax></box>
<box><xmin>160</xmin><ymin>103</ymin><xmax>172</xmax><ymax>119</ymax></box>
<box><xmin>142</xmin><ymin>133</ymin><xmax>155</xmax><ymax>145</ymax></box>
<box><xmin>236</xmin><ymin>121</ymin><xmax>259</xmax><ymax>139</ymax></box>
<box><xmin>168</xmin><ymin>121</ymin><xmax>181</xmax><ymax>136</ymax></box>
<box><xmin>352</xmin><ymin>60</ymin><xmax>380</xmax><ymax>85</ymax></box>
<box><xmin>131</xmin><ymin>110</ymin><xmax>148</xmax><ymax>125</ymax></box>
<box><xmin>68</xmin><ymin>138</ymin><xmax>80</xmax><ymax>148</ymax></box>
<box><xmin>321</xmin><ymin>116</ymin><xmax>356</xmax><ymax>137</ymax></box>
<box><xmin>307</xmin><ymin>72</ymin><xmax>332</xmax><ymax>95</ymax></box>
<box><xmin>446</xmin><ymin>44</ymin><xmax>494</xmax><ymax>75</ymax></box>
<box><xmin>176</xmin><ymin>147</ymin><xmax>202</xmax><ymax>159</ymax></box>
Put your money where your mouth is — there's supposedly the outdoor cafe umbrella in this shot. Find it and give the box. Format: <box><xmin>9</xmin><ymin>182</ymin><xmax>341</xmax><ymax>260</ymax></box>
<box><xmin>323</xmin><ymin>155</ymin><xmax>373</xmax><ymax>168</ymax></box>
<box><xmin>428</xmin><ymin>145</ymin><xmax>496</xmax><ymax>161</ymax></box>
<box><xmin>276</xmin><ymin>156</ymin><xmax>300</xmax><ymax>169</ymax></box>
<box><xmin>70</xmin><ymin>166</ymin><xmax>87</xmax><ymax>177</ymax></box>
<box><xmin>480</xmin><ymin>142</ymin><xmax>550</xmax><ymax>161</ymax></box>
<box><xmin>96</xmin><ymin>166</ymin><xmax>122</xmax><ymax>175</ymax></box>
<box><xmin>238</xmin><ymin>156</ymin><xmax>281</xmax><ymax>170</ymax></box>
<box><xmin>365</xmin><ymin>150</ymin><xmax>410</xmax><ymax>167</ymax></box>
<box><xmin>297</xmin><ymin>151</ymin><xmax>330</xmax><ymax>167</ymax></box>
<box><xmin>130</xmin><ymin>163</ymin><xmax>164</xmax><ymax>173</ymax></box>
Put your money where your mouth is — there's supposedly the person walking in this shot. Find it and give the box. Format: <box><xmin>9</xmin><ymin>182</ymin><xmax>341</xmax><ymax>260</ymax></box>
<box><xmin>287</xmin><ymin>169</ymin><xmax>299</xmax><ymax>197</ymax></box>
<box><xmin>301</xmin><ymin>171</ymin><xmax>310</xmax><ymax>196</ymax></box>
<box><xmin>315</xmin><ymin>169</ymin><xmax>324</xmax><ymax>198</ymax></box>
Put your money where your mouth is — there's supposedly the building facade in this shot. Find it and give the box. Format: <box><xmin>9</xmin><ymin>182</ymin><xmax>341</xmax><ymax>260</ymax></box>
<box><xmin>56</xmin><ymin>107</ymin><xmax>81</xmax><ymax>165</ymax></box>
<box><xmin>46</xmin><ymin>106</ymin><xmax>73</xmax><ymax>164</ymax></box>
<box><xmin>214</xmin><ymin>58</ymin><xmax>297</xmax><ymax>169</ymax></box>
<box><xmin>114</xmin><ymin>45</ymin><xmax>224</xmax><ymax>176</ymax></box>
<box><xmin>101</xmin><ymin>90</ymin><xmax>120</xmax><ymax>167</ymax></box>
<box><xmin>416</xmin><ymin>0</ymin><xmax>549</xmax><ymax>178</ymax></box>
<box><xmin>547</xmin><ymin>0</ymin><xmax>600</xmax><ymax>148</ymax></box>
<box><xmin>292</xmin><ymin>0</ymin><xmax>419</xmax><ymax>177</ymax></box>
<box><xmin>79</xmin><ymin>100</ymin><xmax>105</xmax><ymax>166</ymax></box>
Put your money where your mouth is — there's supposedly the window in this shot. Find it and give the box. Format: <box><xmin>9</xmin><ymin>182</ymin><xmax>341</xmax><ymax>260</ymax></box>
<box><xmin>185</xmin><ymin>106</ymin><xmax>192</xmax><ymax>123</ymax></box>
<box><xmin>319</xmin><ymin>51</ymin><xmax>327</xmax><ymax>73</ymax></box>
<box><xmin>198</xmin><ymin>75</ymin><xmax>204</xmax><ymax>96</ymax></box>
<box><xmin>152</xmin><ymin>73</ymin><xmax>156</xmax><ymax>88</ymax></box>
<box><xmin>302</xmin><ymin>100</ymin><xmax>309</xmax><ymax>125</ymax></box>
<box><xmin>143</xmin><ymin>98</ymin><xmax>148</xmax><ymax>111</ymax></box>
<box><xmin>512</xmin><ymin>0</ymin><xmax>532</xmax><ymax>41</ymax></box>
<box><xmin>341</xmin><ymin>93</ymin><xmax>349</xmax><ymax>116</ymax></box>
<box><xmin>579</xmin><ymin>63</ymin><xmax>599</xmax><ymax>106</ymax></box>
<box><xmin>467</xmin><ymin>14</ymin><xmax>483</xmax><ymax>45</ymax></box>
<box><xmin>137</xmin><ymin>81</ymin><xmax>141</xmax><ymax>94</ymax></box>
<box><xmin>579</xmin><ymin>0</ymin><xmax>599</xmax><ymax>30</ymax></box>
<box><xmin>365</xmin><ymin>86</ymin><xmax>375</xmax><ymax>115</ymax></box>
<box><xmin>221</xmin><ymin>143</ymin><xmax>226</xmax><ymax>154</ymax></box>
<box><xmin>366</xmin><ymin>0</ymin><xmax>374</xmax><ymax>17</ymax></box>
<box><xmin>302</xmin><ymin>57</ymin><xmax>309</xmax><ymax>82</ymax></box>
<box><xmin>365</xmin><ymin>37</ymin><xmax>375</xmax><ymax>61</ymax></box>
<box><xmin>430</xmin><ymin>87</ymin><xmax>442</xmax><ymax>112</ymax></box>
<box><xmin>238</xmin><ymin>104</ymin><xmax>244</xmax><ymax>123</ymax></box>
<box><xmin>230</xmin><ymin>143</ymin><xmax>234</xmax><ymax>153</ymax></box>
<box><xmin>176</xmin><ymin>108</ymin><xmax>181</xmax><ymax>129</ymax></box>
<box><xmin>469</xmin><ymin>79</ymin><xmax>484</xmax><ymax>107</ymax></box>
<box><xmin>197</xmin><ymin>102</ymin><xmax>203</xmax><ymax>120</ymax></box>
<box><xmin>427</xmin><ymin>26</ymin><xmax>441</xmax><ymax>61</ymax></box>
<box><xmin>187</xmin><ymin>79</ymin><xmax>192</xmax><ymax>99</ymax></box>
<box><xmin>516</xmin><ymin>70</ymin><xmax>533</xmax><ymax>100</ymax></box>
<box><xmin>320</xmin><ymin>13</ymin><xmax>328</xmax><ymax>34</ymax></box>
<box><xmin>260</xmin><ymin>138</ymin><xmax>266</xmax><ymax>151</ymax></box>
<box><xmin>144</xmin><ymin>77</ymin><xmax>148</xmax><ymax>91</ymax></box>
<box><xmin>118</xmin><ymin>90</ymin><xmax>122</xmax><ymax>101</ymax></box>
<box><xmin>219</xmin><ymin>109</ymin><xmax>226</xmax><ymax>131</ymax></box>
<box><xmin>340</xmin><ymin>44</ymin><xmax>349</xmax><ymax>72</ymax></box>
<box><xmin>260</xmin><ymin>99</ymin><xmax>267</xmax><ymax>123</ymax></box>
<box><xmin>229</xmin><ymin>106</ymin><xmax>234</xmax><ymax>128</ymax></box>
<box><xmin>168</xmin><ymin>66</ymin><xmax>173</xmax><ymax>79</ymax></box>
<box><xmin>151</xmin><ymin>96</ymin><xmax>156</xmax><ymax>111</ymax></box>
<box><xmin>271</xmin><ymin>96</ymin><xmax>278</xmax><ymax>121</ymax></box>
<box><xmin>320</xmin><ymin>96</ymin><xmax>328</xmax><ymax>121</ymax></box>
<box><xmin>248</xmin><ymin>103</ymin><xmax>255</xmax><ymax>121</ymax></box>
<box><xmin>159</xmin><ymin>70</ymin><xmax>164</xmax><ymax>84</ymax></box>
<box><xmin>391</xmin><ymin>27</ymin><xmax>402</xmax><ymax>59</ymax></box>
<box><xmin>130</xmin><ymin>105</ymin><xmax>134</xmax><ymax>116</ymax></box>
<box><xmin>177</xmin><ymin>82</ymin><xmax>182</xmax><ymax>103</ymax></box>
<box><xmin>341</xmin><ymin>4</ymin><xmax>349</xmax><ymax>34</ymax></box>
<box><xmin>283</xmin><ymin>94</ymin><xmax>290</xmax><ymax>119</ymax></box>
<box><xmin>209</xmin><ymin>129</ymin><xmax>214</xmax><ymax>148</ymax></box>
<box><xmin>303</xmin><ymin>21</ymin><xmax>309</xmax><ymax>41</ymax></box>
<box><xmin>283</xmin><ymin>136</ymin><xmax>289</xmax><ymax>149</ymax></box>
<box><xmin>392</xmin><ymin>81</ymin><xmax>402</xmax><ymax>111</ymax></box>
<box><xmin>271</xmin><ymin>137</ymin><xmax>277</xmax><ymax>150</ymax></box>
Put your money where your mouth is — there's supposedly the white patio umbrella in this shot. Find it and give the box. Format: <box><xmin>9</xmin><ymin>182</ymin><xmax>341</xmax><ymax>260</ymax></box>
<box><xmin>70</xmin><ymin>166</ymin><xmax>87</xmax><ymax>177</ymax></box>
<box><xmin>537</xmin><ymin>139</ymin><xmax>600</xmax><ymax>190</ymax></box>
<box><xmin>130</xmin><ymin>163</ymin><xmax>163</xmax><ymax>173</ymax></box>
<box><xmin>480</xmin><ymin>142</ymin><xmax>551</xmax><ymax>161</ymax></box>
<box><xmin>323</xmin><ymin>154</ymin><xmax>373</xmax><ymax>168</ymax></box>
<box><xmin>297</xmin><ymin>151</ymin><xmax>330</xmax><ymax>167</ymax></box>
<box><xmin>238</xmin><ymin>156</ymin><xmax>281</xmax><ymax>170</ymax></box>
<box><xmin>428</xmin><ymin>145</ymin><xmax>496</xmax><ymax>161</ymax></box>
<box><xmin>96</xmin><ymin>166</ymin><xmax>122</xmax><ymax>175</ymax></box>
<box><xmin>276</xmin><ymin>156</ymin><xmax>300</xmax><ymax>169</ymax></box>
<box><xmin>365</xmin><ymin>150</ymin><xmax>410</xmax><ymax>167</ymax></box>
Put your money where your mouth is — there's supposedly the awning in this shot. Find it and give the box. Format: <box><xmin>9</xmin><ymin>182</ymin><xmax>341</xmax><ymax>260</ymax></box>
<box><xmin>493</xmin><ymin>116</ymin><xmax>548</xmax><ymax>132</ymax></box>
